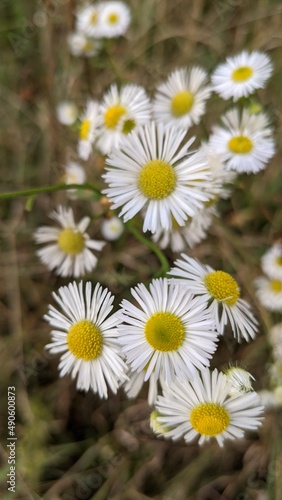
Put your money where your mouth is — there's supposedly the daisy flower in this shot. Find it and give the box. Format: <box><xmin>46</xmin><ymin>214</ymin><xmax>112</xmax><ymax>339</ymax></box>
<box><xmin>153</xmin><ymin>66</ymin><xmax>211</xmax><ymax>130</ymax></box>
<box><xmin>34</xmin><ymin>206</ymin><xmax>105</xmax><ymax>277</ymax></box>
<box><xmin>150</xmin><ymin>410</ymin><xmax>171</xmax><ymax>437</ymax></box>
<box><xmin>211</xmin><ymin>50</ymin><xmax>273</xmax><ymax>101</ymax></box>
<box><xmin>155</xmin><ymin>368</ymin><xmax>263</xmax><ymax>446</ymax></box>
<box><xmin>169</xmin><ymin>254</ymin><xmax>258</xmax><ymax>342</ymax></box>
<box><xmin>209</xmin><ymin>108</ymin><xmax>275</xmax><ymax>174</ymax></box>
<box><xmin>103</xmin><ymin>123</ymin><xmax>212</xmax><ymax>234</ymax></box>
<box><xmin>44</xmin><ymin>281</ymin><xmax>128</xmax><ymax>398</ymax></box>
<box><xmin>269</xmin><ymin>323</ymin><xmax>282</xmax><ymax>360</ymax></box>
<box><xmin>101</xmin><ymin>216</ymin><xmax>124</xmax><ymax>241</ymax></box>
<box><xmin>261</xmin><ymin>243</ymin><xmax>282</xmax><ymax>281</ymax></box>
<box><xmin>99</xmin><ymin>1</ymin><xmax>131</xmax><ymax>38</ymax></box>
<box><xmin>254</xmin><ymin>276</ymin><xmax>282</xmax><ymax>312</ymax></box>
<box><xmin>117</xmin><ymin>278</ymin><xmax>218</xmax><ymax>384</ymax></box>
<box><xmin>97</xmin><ymin>83</ymin><xmax>151</xmax><ymax>155</ymax></box>
<box><xmin>56</xmin><ymin>101</ymin><xmax>78</xmax><ymax>126</ymax></box>
<box><xmin>78</xmin><ymin>100</ymin><xmax>101</xmax><ymax>160</ymax></box>
<box><xmin>62</xmin><ymin>162</ymin><xmax>86</xmax><ymax>200</ymax></box>
<box><xmin>76</xmin><ymin>4</ymin><xmax>103</xmax><ymax>38</ymax></box>
<box><xmin>224</xmin><ymin>366</ymin><xmax>254</xmax><ymax>396</ymax></box>
<box><xmin>68</xmin><ymin>32</ymin><xmax>101</xmax><ymax>57</ymax></box>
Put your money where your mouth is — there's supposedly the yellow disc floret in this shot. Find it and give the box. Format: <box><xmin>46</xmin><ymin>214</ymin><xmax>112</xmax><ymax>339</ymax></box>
<box><xmin>204</xmin><ymin>270</ymin><xmax>240</xmax><ymax>306</ymax></box>
<box><xmin>58</xmin><ymin>228</ymin><xmax>85</xmax><ymax>255</ymax></box>
<box><xmin>104</xmin><ymin>105</ymin><xmax>126</xmax><ymax>129</ymax></box>
<box><xmin>108</xmin><ymin>13</ymin><xmax>119</xmax><ymax>24</ymax></box>
<box><xmin>232</xmin><ymin>66</ymin><xmax>253</xmax><ymax>82</ymax></box>
<box><xmin>190</xmin><ymin>403</ymin><xmax>230</xmax><ymax>436</ymax></box>
<box><xmin>138</xmin><ymin>160</ymin><xmax>176</xmax><ymax>200</ymax></box>
<box><xmin>276</xmin><ymin>257</ymin><xmax>282</xmax><ymax>267</ymax></box>
<box><xmin>122</xmin><ymin>118</ymin><xmax>136</xmax><ymax>134</ymax></box>
<box><xmin>67</xmin><ymin>320</ymin><xmax>103</xmax><ymax>360</ymax></box>
<box><xmin>270</xmin><ymin>280</ymin><xmax>282</xmax><ymax>293</ymax></box>
<box><xmin>228</xmin><ymin>135</ymin><xmax>253</xmax><ymax>154</ymax></box>
<box><xmin>79</xmin><ymin>119</ymin><xmax>91</xmax><ymax>140</ymax></box>
<box><xmin>171</xmin><ymin>91</ymin><xmax>194</xmax><ymax>117</ymax></box>
<box><xmin>145</xmin><ymin>312</ymin><xmax>185</xmax><ymax>352</ymax></box>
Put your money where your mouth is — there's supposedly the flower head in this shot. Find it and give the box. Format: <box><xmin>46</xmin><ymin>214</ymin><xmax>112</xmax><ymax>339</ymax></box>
<box><xmin>34</xmin><ymin>206</ymin><xmax>105</xmax><ymax>277</ymax></box>
<box><xmin>78</xmin><ymin>100</ymin><xmax>101</xmax><ymax>160</ymax></box>
<box><xmin>63</xmin><ymin>162</ymin><xmax>86</xmax><ymax>199</ymax></box>
<box><xmin>99</xmin><ymin>1</ymin><xmax>131</xmax><ymax>38</ymax></box>
<box><xmin>101</xmin><ymin>216</ymin><xmax>124</xmax><ymax>241</ymax></box>
<box><xmin>261</xmin><ymin>244</ymin><xmax>282</xmax><ymax>281</ymax></box>
<box><xmin>103</xmin><ymin>123</ymin><xmax>212</xmax><ymax>233</ymax></box>
<box><xmin>44</xmin><ymin>281</ymin><xmax>128</xmax><ymax>398</ymax></box>
<box><xmin>68</xmin><ymin>32</ymin><xmax>101</xmax><ymax>57</ymax></box>
<box><xmin>76</xmin><ymin>4</ymin><xmax>103</xmax><ymax>38</ymax></box>
<box><xmin>254</xmin><ymin>276</ymin><xmax>282</xmax><ymax>312</ymax></box>
<box><xmin>56</xmin><ymin>101</ymin><xmax>78</xmax><ymax>126</ymax></box>
<box><xmin>169</xmin><ymin>254</ymin><xmax>258</xmax><ymax>342</ymax></box>
<box><xmin>155</xmin><ymin>368</ymin><xmax>263</xmax><ymax>446</ymax></box>
<box><xmin>224</xmin><ymin>366</ymin><xmax>254</xmax><ymax>396</ymax></box>
<box><xmin>211</xmin><ymin>50</ymin><xmax>273</xmax><ymax>101</ymax></box>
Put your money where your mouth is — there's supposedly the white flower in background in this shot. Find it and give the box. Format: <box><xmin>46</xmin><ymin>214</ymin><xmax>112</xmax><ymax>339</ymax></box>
<box><xmin>257</xmin><ymin>390</ymin><xmax>280</xmax><ymax>409</ymax></box>
<box><xmin>78</xmin><ymin>100</ymin><xmax>101</xmax><ymax>160</ymax></box>
<box><xmin>261</xmin><ymin>244</ymin><xmax>282</xmax><ymax>281</ymax></box>
<box><xmin>44</xmin><ymin>281</ymin><xmax>128</xmax><ymax>398</ymax></box>
<box><xmin>224</xmin><ymin>366</ymin><xmax>254</xmax><ymax>396</ymax></box>
<box><xmin>63</xmin><ymin>162</ymin><xmax>86</xmax><ymax>199</ymax></box>
<box><xmin>101</xmin><ymin>216</ymin><xmax>124</xmax><ymax>241</ymax></box>
<box><xmin>56</xmin><ymin>101</ymin><xmax>78</xmax><ymax>126</ymax></box>
<box><xmin>153</xmin><ymin>66</ymin><xmax>211</xmax><ymax>130</ymax></box>
<box><xmin>211</xmin><ymin>50</ymin><xmax>273</xmax><ymax>101</ymax></box>
<box><xmin>254</xmin><ymin>276</ymin><xmax>282</xmax><ymax>312</ymax></box>
<box><xmin>117</xmin><ymin>278</ymin><xmax>218</xmax><ymax>384</ymax></box>
<box><xmin>150</xmin><ymin>410</ymin><xmax>171</xmax><ymax>437</ymax></box>
<box><xmin>269</xmin><ymin>323</ymin><xmax>282</xmax><ymax>360</ymax></box>
<box><xmin>99</xmin><ymin>1</ymin><xmax>131</xmax><ymax>38</ymax></box>
<box><xmin>68</xmin><ymin>32</ymin><xmax>101</xmax><ymax>57</ymax></box>
<box><xmin>76</xmin><ymin>4</ymin><xmax>103</xmax><ymax>38</ymax></box>
<box><xmin>34</xmin><ymin>206</ymin><xmax>105</xmax><ymax>277</ymax></box>
<box><xmin>103</xmin><ymin>123</ymin><xmax>212</xmax><ymax>234</ymax></box>
<box><xmin>169</xmin><ymin>254</ymin><xmax>258</xmax><ymax>342</ymax></box>
<box><xmin>97</xmin><ymin>83</ymin><xmax>151</xmax><ymax>155</ymax></box>
<box><xmin>155</xmin><ymin>368</ymin><xmax>263</xmax><ymax>446</ymax></box>
<box><xmin>200</xmin><ymin>142</ymin><xmax>236</xmax><ymax>197</ymax></box>
<box><xmin>209</xmin><ymin>108</ymin><xmax>275</xmax><ymax>174</ymax></box>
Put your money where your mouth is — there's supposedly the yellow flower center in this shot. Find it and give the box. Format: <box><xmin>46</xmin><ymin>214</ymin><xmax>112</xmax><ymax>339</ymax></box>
<box><xmin>276</xmin><ymin>257</ymin><xmax>282</xmax><ymax>266</ymax></box>
<box><xmin>190</xmin><ymin>403</ymin><xmax>230</xmax><ymax>436</ymax></box>
<box><xmin>90</xmin><ymin>13</ymin><xmax>98</xmax><ymax>25</ymax></box>
<box><xmin>104</xmin><ymin>105</ymin><xmax>126</xmax><ymax>129</ymax></box>
<box><xmin>108</xmin><ymin>13</ymin><xmax>119</xmax><ymax>24</ymax></box>
<box><xmin>58</xmin><ymin>228</ymin><xmax>85</xmax><ymax>255</ymax></box>
<box><xmin>171</xmin><ymin>91</ymin><xmax>194</xmax><ymax>117</ymax></box>
<box><xmin>138</xmin><ymin>159</ymin><xmax>176</xmax><ymax>200</ymax></box>
<box><xmin>79</xmin><ymin>119</ymin><xmax>91</xmax><ymax>140</ymax></box>
<box><xmin>150</xmin><ymin>410</ymin><xmax>170</xmax><ymax>434</ymax></box>
<box><xmin>232</xmin><ymin>66</ymin><xmax>253</xmax><ymax>82</ymax></box>
<box><xmin>122</xmin><ymin>118</ymin><xmax>136</xmax><ymax>134</ymax></box>
<box><xmin>204</xmin><ymin>270</ymin><xmax>240</xmax><ymax>306</ymax></box>
<box><xmin>270</xmin><ymin>280</ymin><xmax>282</xmax><ymax>293</ymax></box>
<box><xmin>67</xmin><ymin>320</ymin><xmax>103</xmax><ymax>360</ymax></box>
<box><xmin>228</xmin><ymin>135</ymin><xmax>253</xmax><ymax>154</ymax></box>
<box><xmin>145</xmin><ymin>312</ymin><xmax>185</xmax><ymax>352</ymax></box>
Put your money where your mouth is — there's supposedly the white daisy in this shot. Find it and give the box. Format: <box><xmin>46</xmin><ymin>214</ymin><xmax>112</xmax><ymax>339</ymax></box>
<box><xmin>224</xmin><ymin>366</ymin><xmax>254</xmax><ymax>396</ymax></box>
<box><xmin>78</xmin><ymin>100</ymin><xmax>101</xmax><ymax>161</ymax></box>
<box><xmin>269</xmin><ymin>323</ymin><xmax>282</xmax><ymax>360</ymax></box>
<box><xmin>254</xmin><ymin>276</ymin><xmax>282</xmax><ymax>312</ymax></box>
<box><xmin>117</xmin><ymin>278</ymin><xmax>218</xmax><ymax>384</ymax></box>
<box><xmin>211</xmin><ymin>50</ymin><xmax>273</xmax><ymax>101</ymax></box>
<box><xmin>62</xmin><ymin>162</ymin><xmax>86</xmax><ymax>200</ymax></box>
<box><xmin>34</xmin><ymin>206</ymin><xmax>105</xmax><ymax>277</ymax></box>
<box><xmin>209</xmin><ymin>108</ymin><xmax>275</xmax><ymax>174</ymax></box>
<box><xmin>261</xmin><ymin>244</ymin><xmax>282</xmax><ymax>281</ymax></box>
<box><xmin>150</xmin><ymin>410</ymin><xmax>171</xmax><ymax>437</ymax></box>
<box><xmin>101</xmin><ymin>216</ymin><xmax>124</xmax><ymax>241</ymax></box>
<box><xmin>169</xmin><ymin>254</ymin><xmax>258</xmax><ymax>342</ymax></box>
<box><xmin>68</xmin><ymin>32</ymin><xmax>101</xmax><ymax>57</ymax></box>
<box><xmin>76</xmin><ymin>4</ymin><xmax>103</xmax><ymax>38</ymax></box>
<box><xmin>153</xmin><ymin>66</ymin><xmax>211</xmax><ymax>130</ymax></box>
<box><xmin>44</xmin><ymin>281</ymin><xmax>128</xmax><ymax>398</ymax></box>
<box><xmin>99</xmin><ymin>1</ymin><xmax>131</xmax><ymax>38</ymax></box>
<box><xmin>155</xmin><ymin>368</ymin><xmax>263</xmax><ymax>446</ymax></box>
<box><xmin>56</xmin><ymin>101</ymin><xmax>78</xmax><ymax>126</ymax></box>
<box><xmin>103</xmin><ymin>123</ymin><xmax>212</xmax><ymax>234</ymax></box>
<box><xmin>97</xmin><ymin>83</ymin><xmax>151</xmax><ymax>155</ymax></box>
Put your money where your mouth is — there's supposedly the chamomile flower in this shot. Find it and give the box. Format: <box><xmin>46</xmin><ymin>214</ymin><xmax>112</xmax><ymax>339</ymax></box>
<box><xmin>117</xmin><ymin>278</ymin><xmax>218</xmax><ymax>384</ymax></box>
<box><xmin>97</xmin><ymin>83</ymin><xmax>151</xmax><ymax>155</ymax></box>
<box><xmin>78</xmin><ymin>100</ymin><xmax>101</xmax><ymax>160</ymax></box>
<box><xmin>155</xmin><ymin>368</ymin><xmax>263</xmax><ymax>446</ymax></box>
<box><xmin>224</xmin><ymin>366</ymin><xmax>254</xmax><ymax>396</ymax></box>
<box><xmin>254</xmin><ymin>276</ymin><xmax>282</xmax><ymax>312</ymax></box>
<box><xmin>76</xmin><ymin>4</ymin><xmax>103</xmax><ymax>38</ymax></box>
<box><xmin>103</xmin><ymin>123</ymin><xmax>212</xmax><ymax>234</ymax></box>
<box><xmin>169</xmin><ymin>254</ymin><xmax>258</xmax><ymax>342</ymax></box>
<box><xmin>44</xmin><ymin>281</ymin><xmax>128</xmax><ymax>398</ymax></box>
<box><xmin>34</xmin><ymin>206</ymin><xmax>105</xmax><ymax>277</ymax></box>
<box><xmin>261</xmin><ymin>244</ymin><xmax>282</xmax><ymax>281</ymax></box>
<box><xmin>269</xmin><ymin>323</ymin><xmax>282</xmax><ymax>359</ymax></box>
<box><xmin>153</xmin><ymin>66</ymin><xmax>211</xmax><ymax>130</ymax></box>
<box><xmin>211</xmin><ymin>50</ymin><xmax>273</xmax><ymax>101</ymax></box>
<box><xmin>56</xmin><ymin>101</ymin><xmax>78</xmax><ymax>126</ymax></box>
<box><xmin>101</xmin><ymin>216</ymin><xmax>124</xmax><ymax>241</ymax></box>
<box><xmin>99</xmin><ymin>1</ymin><xmax>131</xmax><ymax>38</ymax></box>
<box><xmin>63</xmin><ymin>162</ymin><xmax>86</xmax><ymax>200</ymax></box>
<box><xmin>68</xmin><ymin>32</ymin><xmax>101</xmax><ymax>57</ymax></box>
<box><xmin>209</xmin><ymin>108</ymin><xmax>275</xmax><ymax>174</ymax></box>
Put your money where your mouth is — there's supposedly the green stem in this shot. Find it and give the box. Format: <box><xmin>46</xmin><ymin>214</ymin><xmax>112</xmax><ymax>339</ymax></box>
<box><xmin>126</xmin><ymin>220</ymin><xmax>169</xmax><ymax>278</ymax></box>
<box><xmin>0</xmin><ymin>183</ymin><xmax>102</xmax><ymax>200</ymax></box>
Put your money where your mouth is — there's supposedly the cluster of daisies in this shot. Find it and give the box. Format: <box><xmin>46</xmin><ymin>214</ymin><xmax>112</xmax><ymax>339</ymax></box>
<box><xmin>68</xmin><ymin>1</ymin><xmax>131</xmax><ymax>57</ymax></box>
